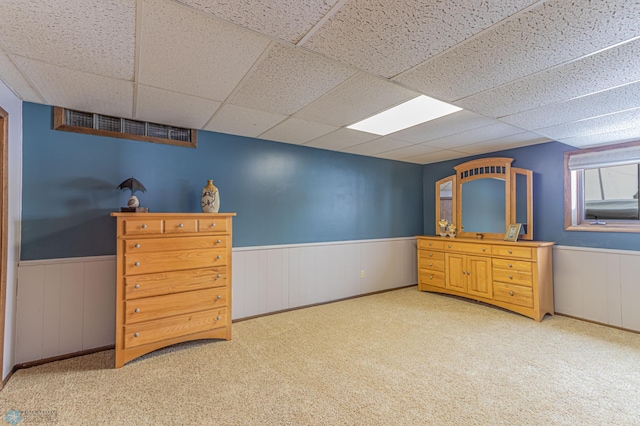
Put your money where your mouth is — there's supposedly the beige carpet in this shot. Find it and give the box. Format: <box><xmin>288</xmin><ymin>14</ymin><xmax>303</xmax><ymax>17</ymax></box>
<box><xmin>2</xmin><ymin>286</ymin><xmax>640</xmax><ymax>425</ymax></box>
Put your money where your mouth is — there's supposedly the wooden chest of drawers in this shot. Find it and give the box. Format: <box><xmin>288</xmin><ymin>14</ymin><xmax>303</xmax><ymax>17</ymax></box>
<box><xmin>416</xmin><ymin>236</ymin><xmax>554</xmax><ymax>321</ymax></box>
<box><xmin>111</xmin><ymin>212</ymin><xmax>235</xmax><ymax>367</ymax></box>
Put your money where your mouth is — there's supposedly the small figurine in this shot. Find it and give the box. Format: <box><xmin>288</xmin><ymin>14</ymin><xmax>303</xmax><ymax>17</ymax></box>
<box><xmin>116</xmin><ymin>177</ymin><xmax>147</xmax><ymax>212</ymax></box>
<box><xmin>447</xmin><ymin>224</ymin><xmax>457</xmax><ymax>238</ymax></box>
<box><xmin>438</xmin><ymin>219</ymin><xmax>449</xmax><ymax>237</ymax></box>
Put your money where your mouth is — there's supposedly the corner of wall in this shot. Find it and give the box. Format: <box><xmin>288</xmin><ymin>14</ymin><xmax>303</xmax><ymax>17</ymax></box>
<box><xmin>0</xmin><ymin>80</ymin><xmax>23</xmax><ymax>381</ymax></box>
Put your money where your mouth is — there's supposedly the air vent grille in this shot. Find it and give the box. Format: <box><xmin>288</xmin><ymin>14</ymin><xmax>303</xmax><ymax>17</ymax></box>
<box><xmin>55</xmin><ymin>107</ymin><xmax>196</xmax><ymax>148</ymax></box>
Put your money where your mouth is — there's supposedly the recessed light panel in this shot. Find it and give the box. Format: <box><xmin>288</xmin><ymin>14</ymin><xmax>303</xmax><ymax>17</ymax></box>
<box><xmin>347</xmin><ymin>95</ymin><xmax>462</xmax><ymax>135</ymax></box>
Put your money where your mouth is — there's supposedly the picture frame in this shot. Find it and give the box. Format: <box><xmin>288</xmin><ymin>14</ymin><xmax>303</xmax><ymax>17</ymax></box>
<box><xmin>504</xmin><ymin>223</ymin><xmax>522</xmax><ymax>242</ymax></box>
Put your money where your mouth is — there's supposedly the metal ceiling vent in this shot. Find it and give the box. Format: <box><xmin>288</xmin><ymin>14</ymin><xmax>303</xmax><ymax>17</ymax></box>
<box><xmin>54</xmin><ymin>107</ymin><xmax>197</xmax><ymax>148</ymax></box>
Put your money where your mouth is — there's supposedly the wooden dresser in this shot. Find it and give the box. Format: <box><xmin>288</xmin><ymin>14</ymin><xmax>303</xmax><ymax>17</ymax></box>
<box><xmin>416</xmin><ymin>236</ymin><xmax>554</xmax><ymax>321</ymax></box>
<box><xmin>111</xmin><ymin>212</ymin><xmax>236</xmax><ymax>368</ymax></box>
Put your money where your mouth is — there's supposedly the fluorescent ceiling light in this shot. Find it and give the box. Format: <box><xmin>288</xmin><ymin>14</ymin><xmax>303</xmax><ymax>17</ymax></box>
<box><xmin>347</xmin><ymin>95</ymin><xmax>462</xmax><ymax>136</ymax></box>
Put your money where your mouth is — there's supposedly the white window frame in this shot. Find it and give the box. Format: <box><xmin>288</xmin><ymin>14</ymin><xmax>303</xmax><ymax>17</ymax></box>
<box><xmin>564</xmin><ymin>140</ymin><xmax>640</xmax><ymax>233</ymax></box>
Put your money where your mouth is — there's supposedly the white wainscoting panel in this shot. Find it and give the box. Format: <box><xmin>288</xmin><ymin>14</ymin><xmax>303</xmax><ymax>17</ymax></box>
<box><xmin>15</xmin><ymin>257</ymin><xmax>116</xmax><ymax>365</ymax></box>
<box><xmin>553</xmin><ymin>246</ymin><xmax>640</xmax><ymax>332</ymax></box>
<box><xmin>232</xmin><ymin>238</ymin><xmax>417</xmax><ymax>319</ymax></box>
<box><xmin>15</xmin><ymin>238</ymin><xmax>417</xmax><ymax>364</ymax></box>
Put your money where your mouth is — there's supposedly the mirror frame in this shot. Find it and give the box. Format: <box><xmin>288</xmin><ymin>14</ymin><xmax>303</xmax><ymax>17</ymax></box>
<box><xmin>511</xmin><ymin>167</ymin><xmax>533</xmax><ymax>240</ymax></box>
<box><xmin>434</xmin><ymin>157</ymin><xmax>533</xmax><ymax>240</ymax></box>
<box><xmin>435</xmin><ymin>175</ymin><xmax>456</xmax><ymax>232</ymax></box>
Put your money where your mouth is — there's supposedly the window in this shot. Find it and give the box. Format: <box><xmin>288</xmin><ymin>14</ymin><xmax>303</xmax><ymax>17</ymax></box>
<box><xmin>53</xmin><ymin>107</ymin><xmax>197</xmax><ymax>148</ymax></box>
<box><xmin>565</xmin><ymin>141</ymin><xmax>640</xmax><ymax>232</ymax></box>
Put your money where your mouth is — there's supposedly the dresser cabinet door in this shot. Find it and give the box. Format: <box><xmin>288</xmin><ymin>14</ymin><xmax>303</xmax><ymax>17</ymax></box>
<box><xmin>467</xmin><ymin>256</ymin><xmax>492</xmax><ymax>299</ymax></box>
<box><xmin>445</xmin><ymin>254</ymin><xmax>467</xmax><ymax>292</ymax></box>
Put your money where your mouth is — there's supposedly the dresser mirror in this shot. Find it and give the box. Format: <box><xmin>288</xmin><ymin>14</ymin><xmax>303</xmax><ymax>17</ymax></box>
<box><xmin>435</xmin><ymin>175</ymin><xmax>456</xmax><ymax>227</ymax></box>
<box><xmin>435</xmin><ymin>157</ymin><xmax>533</xmax><ymax>240</ymax></box>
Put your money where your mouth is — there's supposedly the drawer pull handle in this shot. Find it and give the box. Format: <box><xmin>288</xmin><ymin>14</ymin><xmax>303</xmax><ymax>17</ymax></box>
<box><xmin>217</xmin><ymin>239</ymin><xmax>222</xmax><ymax>243</ymax></box>
<box><xmin>134</xmin><ymin>284</ymin><xmax>140</xmax><ymax>289</ymax></box>
<box><xmin>429</xmin><ymin>253</ymin><xmax>433</xmax><ymax>257</ymax></box>
<box><xmin>429</xmin><ymin>242</ymin><xmax>432</xmax><ymax>246</ymax></box>
<box><xmin>217</xmin><ymin>255</ymin><xmax>222</xmax><ymax>259</ymax></box>
<box><xmin>134</xmin><ymin>332</ymin><xmax>139</xmax><ymax>337</ymax></box>
<box><xmin>211</xmin><ymin>223</ymin><xmax>216</xmax><ymax>227</ymax></box>
<box><xmin>508</xmin><ymin>249</ymin><xmax>512</xmax><ymax>254</ymax></box>
<box><xmin>508</xmin><ymin>263</ymin><xmax>512</xmax><ymax>267</ymax></box>
<box><xmin>134</xmin><ymin>262</ymin><xmax>140</xmax><ymax>267</ymax></box>
<box><xmin>448</xmin><ymin>244</ymin><xmax>451</xmax><ymax>248</ymax></box>
<box><xmin>135</xmin><ymin>243</ymin><xmax>140</xmax><ymax>248</ymax></box>
<box><xmin>509</xmin><ymin>275</ymin><xmax>513</xmax><ymax>279</ymax></box>
<box><xmin>134</xmin><ymin>308</ymin><xmax>140</xmax><ymax>313</ymax></box>
<box><xmin>429</xmin><ymin>262</ymin><xmax>433</xmax><ymax>266</ymax></box>
<box><xmin>482</xmin><ymin>248</ymin><xmax>486</xmax><ymax>252</ymax></box>
<box><xmin>216</xmin><ymin>316</ymin><xmax>221</xmax><ymax>321</ymax></box>
<box><xmin>217</xmin><ymin>295</ymin><xmax>222</xmax><ymax>299</ymax></box>
<box><xmin>141</xmin><ymin>224</ymin><xmax>147</xmax><ymax>229</ymax></box>
<box><xmin>509</xmin><ymin>291</ymin><xmax>514</xmax><ymax>296</ymax></box>
<box><xmin>179</xmin><ymin>223</ymin><xmax>184</xmax><ymax>228</ymax></box>
<box><xmin>429</xmin><ymin>275</ymin><xmax>433</xmax><ymax>279</ymax></box>
<box><xmin>466</xmin><ymin>271</ymin><xmax>470</xmax><ymax>275</ymax></box>
<box><xmin>217</xmin><ymin>274</ymin><xmax>222</xmax><ymax>278</ymax></box>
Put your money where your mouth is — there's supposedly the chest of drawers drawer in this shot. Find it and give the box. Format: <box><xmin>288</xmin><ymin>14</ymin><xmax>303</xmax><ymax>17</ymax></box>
<box><xmin>125</xmin><ymin>287</ymin><xmax>227</xmax><ymax>324</ymax></box>
<box><xmin>418</xmin><ymin>239</ymin><xmax>445</xmax><ymax>250</ymax></box>
<box><xmin>492</xmin><ymin>258</ymin><xmax>532</xmax><ymax>272</ymax></box>
<box><xmin>124</xmin><ymin>307</ymin><xmax>227</xmax><ymax>349</ymax></box>
<box><xmin>445</xmin><ymin>241</ymin><xmax>490</xmax><ymax>255</ymax></box>
<box><xmin>493</xmin><ymin>268</ymin><xmax>533</xmax><ymax>287</ymax></box>
<box><xmin>493</xmin><ymin>282</ymin><xmax>533</xmax><ymax>308</ymax></box>
<box><xmin>125</xmin><ymin>248</ymin><xmax>227</xmax><ymax>275</ymax></box>
<box><xmin>492</xmin><ymin>245</ymin><xmax>532</xmax><ymax>259</ymax></box>
<box><xmin>198</xmin><ymin>218</ymin><xmax>229</xmax><ymax>233</ymax></box>
<box><xmin>124</xmin><ymin>219</ymin><xmax>163</xmax><ymax>235</ymax></box>
<box><xmin>420</xmin><ymin>269</ymin><xmax>445</xmax><ymax>288</ymax></box>
<box><xmin>419</xmin><ymin>250</ymin><xmax>445</xmax><ymax>261</ymax></box>
<box><xmin>124</xmin><ymin>236</ymin><xmax>227</xmax><ymax>253</ymax></box>
<box><xmin>125</xmin><ymin>267</ymin><xmax>227</xmax><ymax>299</ymax></box>
<box><xmin>419</xmin><ymin>258</ymin><xmax>445</xmax><ymax>272</ymax></box>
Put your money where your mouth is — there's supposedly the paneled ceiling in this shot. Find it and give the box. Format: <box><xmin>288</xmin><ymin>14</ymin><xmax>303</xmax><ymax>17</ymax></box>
<box><xmin>1</xmin><ymin>0</ymin><xmax>639</xmax><ymax>164</ymax></box>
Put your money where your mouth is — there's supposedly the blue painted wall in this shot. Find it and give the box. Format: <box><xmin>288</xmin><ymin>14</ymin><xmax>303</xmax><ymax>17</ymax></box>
<box><xmin>21</xmin><ymin>103</ymin><xmax>423</xmax><ymax>260</ymax></box>
<box><xmin>423</xmin><ymin>141</ymin><xmax>640</xmax><ymax>251</ymax></box>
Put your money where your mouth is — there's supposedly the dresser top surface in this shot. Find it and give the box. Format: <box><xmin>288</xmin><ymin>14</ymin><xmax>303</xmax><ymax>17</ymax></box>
<box><xmin>111</xmin><ymin>212</ymin><xmax>236</xmax><ymax>217</ymax></box>
<box><xmin>416</xmin><ymin>235</ymin><xmax>554</xmax><ymax>247</ymax></box>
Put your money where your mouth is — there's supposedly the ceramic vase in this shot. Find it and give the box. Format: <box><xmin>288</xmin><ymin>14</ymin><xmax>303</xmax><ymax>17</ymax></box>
<box><xmin>201</xmin><ymin>180</ymin><xmax>220</xmax><ymax>213</ymax></box>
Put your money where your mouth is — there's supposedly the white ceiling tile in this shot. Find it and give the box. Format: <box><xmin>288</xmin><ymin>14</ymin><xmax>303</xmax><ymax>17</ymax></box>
<box><xmin>293</xmin><ymin>73</ymin><xmax>418</xmax><ymax>126</ymax></box>
<box><xmin>0</xmin><ymin>0</ymin><xmax>135</xmax><ymax>80</ymax></box>
<box><xmin>559</xmin><ymin>127</ymin><xmax>640</xmax><ymax>148</ymax></box>
<box><xmin>536</xmin><ymin>108</ymin><xmax>640</xmax><ymax>141</ymax></box>
<box><xmin>458</xmin><ymin>38</ymin><xmax>640</xmax><ymax>118</ymax></box>
<box><xmin>305</xmin><ymin>128</ymin><xmax>380</xmax><ymax>151</ymax></box>
<box><xmin>136</xmin><ymin>85</ymin><xmax>221</xmax><ymax>129</ymax></box>
<box><xmin>204</xmin><ymin>104</ymin><xmax>287</xmax><ymax>138</ymax></box>
<box><xmin>229</xmin><ymin>43</ymin><xmax>357</xmax><ymax>115</ymax></box>
<box><xmin>502</xmin><ymin>81</ymin><xmax>640</xmax><ymax>130</ymax></box>
<box><xmin>407</xmin><ymin>150</ymin><xmax>469</xmax><ymax>165</ymax></box>
<box><xmin>175</xmin><ymin>0</ymin><xmax>341</xmax><ymax>43</ymax></box>
<box><xmin>259</xmin><ymin>117</ymin><xmax>338</xmax><ymax>145</ymax></box>
<box><xmin>374</xmin><ymin>144</ymin><xmax>440</xmax><ymax>160</ymax></box>
<box><xmin>0</xmin><ymin>54</ymin><xmax>43</xmax><ymax>102</ymax></box>
<box><xmin>341</xmin><ymin>137</ymin><xmax>413</xmax><ymax>156</ymax></box>
<box><xmin>390</xmin><ymin>110</ymin><xmax>497</xmax><ymax>143</ymax></box>
<box><xmin>139</xmin><ymin>0</ymin><xmax>270</xmax><ymax>101</ymax></box>
<box><xmin>15</xmin><ymin>57</ymin><xmax>134</xmax><ymax>118</ymax></box>
<box><xmin>454</xmin><ymin>132</ymin><xmax>551</xmax><ymax>155</ymax></box>
<box><xmin>396</xmin><ymin>0</ymin><xmax>640</xmax><ymax>101</ymax></box>
<box><xmin>424</xmin><ymin>122</ymin><xmax>525</xmax><ymax>149</ymax></box>
<box><xmin>303</xmin><ymin>0</ymin><xmax>537</xmax><ymax>77</ymax></box>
